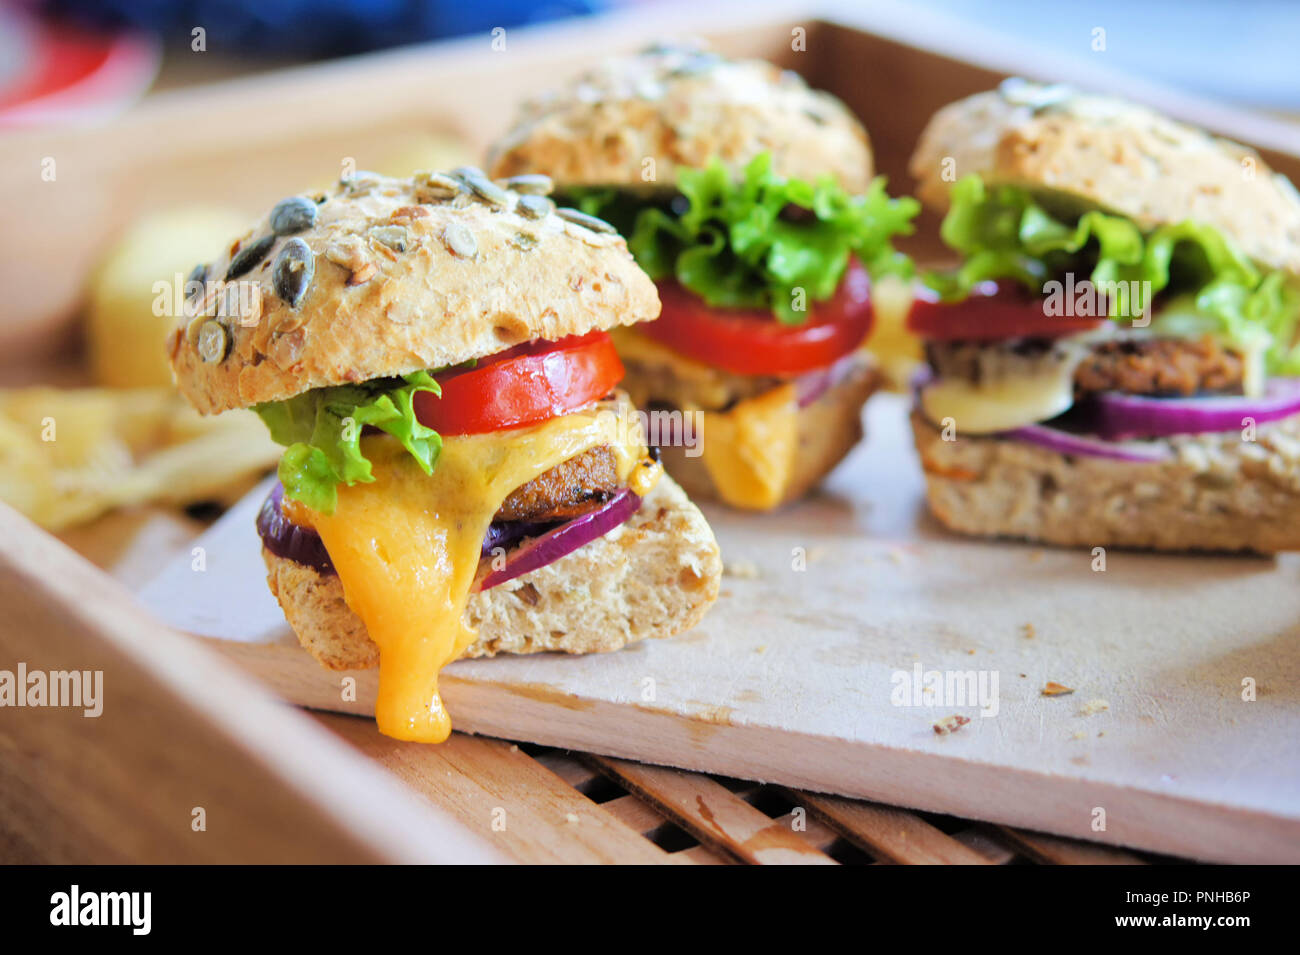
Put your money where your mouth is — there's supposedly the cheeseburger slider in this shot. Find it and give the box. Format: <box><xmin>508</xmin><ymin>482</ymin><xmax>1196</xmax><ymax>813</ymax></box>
<box><xmin>168</xmin><ymin>170</ymin><xmax>721</xmax><ymax>742</ymax></box>
<box><xmin>488</xmin><ymin>41</ymin><xmax>919</xmax><ymax>510</ymax></box>
<box><xmin>907</xmin><ymin>80</ymin><xmax>1300</xmax><ymax>552</ymax></box>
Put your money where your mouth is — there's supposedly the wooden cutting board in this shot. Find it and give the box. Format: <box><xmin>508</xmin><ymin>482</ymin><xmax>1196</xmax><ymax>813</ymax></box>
<box><xmin>136</xmin><ymin>393</ymin><xmax>1300</xmax><ymax>863</ymax></box>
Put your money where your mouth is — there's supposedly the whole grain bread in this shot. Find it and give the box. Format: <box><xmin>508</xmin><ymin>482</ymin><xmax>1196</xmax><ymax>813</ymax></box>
<box><xmin>263</xmin><ymin>472</ymin><xmax>721</xmax><ymax>669</ymax></box>
<box><xmin>911</xmin><ymin>408</ymin><xmax>1300</xmax><ymax>552</ymax></box>
<box><xmin>909</xmin><ymin>79</ymin><xmax>1300</xmax><ymax>274</ymax></box>
<box><xmin>487</xmin><ymin>40</ymin><xmax>873</xmax><ymax>192</ymax></box>
<box><xmin>168</xmin><ymin>170</ymin><xmax>659</xmax><ymax>415</ymax></box>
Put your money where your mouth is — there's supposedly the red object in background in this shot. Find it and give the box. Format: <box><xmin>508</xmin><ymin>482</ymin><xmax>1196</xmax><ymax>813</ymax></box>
<box><xmin>907</xmin><ymin>279</ymin><xmax>1104</xmax><ymax>341</ymax></box>
<box><xmin>414</xmin><ymin>332</ymin><xmax>626</xmax><ymax>436</ymax></box>
<box><xmin>644</xmin><ymin>260</ymin><xmax>876</xmax><ymax>377</ymax></box>
<box><xmin>0</xmin><ymin>7</ymin><xmax>158</xmax><ymax>126</ymax></box>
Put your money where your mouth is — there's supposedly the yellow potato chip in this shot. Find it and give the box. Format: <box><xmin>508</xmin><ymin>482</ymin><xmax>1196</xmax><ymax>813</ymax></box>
<box><xmin>0</xmin><ymin>386</ymin><xmax>279</xmax><ymax>530</ymax></box>
<box><xmin>87</xmin><ymin>206</ymin><xmax>249</xmax><ymax>389</ymax></box>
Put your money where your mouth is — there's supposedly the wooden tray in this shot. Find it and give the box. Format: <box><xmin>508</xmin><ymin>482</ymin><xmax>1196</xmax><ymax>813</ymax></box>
<box><xmin>313</xmin><ymin>713</ymin><xmax>1158</xmax><ymax>864</ymax></box>
<box><xmin>137</xmin><ymin>394</ymin><xmax>1300</xmax><ymax>863</ymax></box>
<box><xmin>4</xmin><ymin>2</ymin><xmax>1300</xmax><ymax>864</ymax></box>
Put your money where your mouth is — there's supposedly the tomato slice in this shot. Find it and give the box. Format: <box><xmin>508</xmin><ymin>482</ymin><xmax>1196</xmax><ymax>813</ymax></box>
<box><xmin>908</xmin><ymin>279</ymin><xmax>1103</xmax><ymax>341</ymax></box>
<box><xmin>640</xmin><ymin>260</ymin><xmax>875</xmax><ymax>377</ymax></box>
<box><xmin>414</xmin><ymin>331</ymin><xmax>624</xmax><ymax>435</ymax></box>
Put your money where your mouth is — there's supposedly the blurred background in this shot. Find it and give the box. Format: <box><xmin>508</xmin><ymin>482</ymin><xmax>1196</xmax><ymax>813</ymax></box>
<box><xmin>4</xmin><ymin>0</ymin><xmax>1299</xmax><ymax>125</ymax></box>
<box><xmin>912</xmin><ymin>0</ymin><xmax>1300</xmax><ymax>113</ymax></box>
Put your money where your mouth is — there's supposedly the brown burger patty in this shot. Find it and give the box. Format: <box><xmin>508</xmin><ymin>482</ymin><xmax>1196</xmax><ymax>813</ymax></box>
<box><xmin>495</xmin><ymin>445</ymin><xmax>622</xmax><ymax>523</ymax></box>
<box><xmin>927</xmin><ymin>336</ymin><xmax>1245</xmax><ymax>398</ymax></box>
<box><xmin>1072</xmin><ymin>337</ymin><xmax>1244</xmax><ymax>396</ymax></box>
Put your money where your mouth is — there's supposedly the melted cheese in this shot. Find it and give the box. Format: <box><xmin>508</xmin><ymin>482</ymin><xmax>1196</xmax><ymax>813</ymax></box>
<box><xmin>920</xmin><ymin>363</ymin><xmax>1078</xmax><ymax>435</ymax></box>
<box><xmin>628</xmin><ymin>456</ymin><xmax>664</xmax><ymax>497</ymax></box>
<box><xmin>863</xmin><ymin>274</ymin><xmax>923</xmax><ymax>387</ymax></box>
<box><xmin>308</xmin><ymin>405</ymin><xmax>645</xmax><ymax>743</ymax></box>
<box><xmin>610</xmin><ymin>326</ymin><xmax>740</xmax><ymax>410</ymax></box>
<box><xmin>700</xmin><ymin>383</ymin><xmax>798</xmax><ymax>510</ymax></box>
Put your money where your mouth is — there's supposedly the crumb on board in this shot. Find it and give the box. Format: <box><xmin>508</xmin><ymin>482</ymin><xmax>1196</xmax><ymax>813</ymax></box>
<box><xmin>724</xmin><ymin>559</ymin><xmax>760</xmax><ymax>579</ymax></box>
<box><xmin>932</xmin><ymin>714</ymin><xmax>970</xmax><ymax>735</ymax></box>
<box><xmin>887</xmin><ymin>548</ymin><xmax>905</xmax><ymax>565</ymax></box>
<box><xmin>1071</xmin><ymin>731</ymin><xmax>1087</xmax><ymax>740</ymax></box>
<box><xmin>1042</xmin><ymin>681</ymin><xmax>1074</xmax><ymax>696</ymax></box>
<box><xmin>1079</xmin><ymin>699</ymin><xmax>1110</xmax><ymax>716</ymax></box>
<box><xmin>1022</xmin><ymin>623</ymin><xmax>1036</xmax><ymax>639</ymax></box>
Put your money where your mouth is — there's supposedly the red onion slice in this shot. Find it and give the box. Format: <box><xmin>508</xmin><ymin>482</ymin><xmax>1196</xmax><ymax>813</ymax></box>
<box><xmin>1075</xmin><ymin>378</ymin><xmax>1300</xmax><ymax>439</ymax></box>
<box><xmin>1002</xmin><ymin>423</ymin><xmax>1173</xmax><ymax>462</ymax></box>
<box><xmin>257</xmin><ymin>483</ymin><xmax>336</xmax><ymax>573</ymax></box>
<box><xmin>256</xmin><ymin>483</ymin><xmax>638</xmax><ymax>590</ymax></box>
<box><xmin>481</xmin><ymin>518</ymin><xmax>553</xmax><ymax>555</ymax></box>
<box><xmin>794</xmin><ymin>352</ymin><xmax>862</xmax><ymax>408</ymax></box>
<box><xmin>478</xmin><ymin>488</ymin><xmax>641</xmax><ymax>591</ymax></box>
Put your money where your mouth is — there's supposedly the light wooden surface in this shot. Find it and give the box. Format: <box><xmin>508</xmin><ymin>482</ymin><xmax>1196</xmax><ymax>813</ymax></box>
<box><xmin>138</xmin><ymin>394</ymin><xmax>1300</xmax><ymax>863</ymax></box>
<box><xmin>0</xmin><ymin>500</ymin><xmax>506</xmax><ymax>863</ymax></box>
<box><xmin>310</xmin><ymin>720</ymin><xmax>1149</xmax><ymax>865</ymax></box>
<box><xmin>35</xmin><ymin>475</ymin><xmax>1163</xmax><ymax>867</ymax></box>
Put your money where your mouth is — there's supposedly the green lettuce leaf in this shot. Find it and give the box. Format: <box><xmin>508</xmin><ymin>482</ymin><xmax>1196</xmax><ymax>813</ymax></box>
<box><xmin>926</xmin><ymin>174</ymin><xmax>1300</xmax><ymax>373</ymax></box>
<box><xmin>253</xmin><ymin>370</ymin><xmax>442</xmax><ymax>513</ymax></box>
<box><xmin>565</xmin><ymin>153</ymin><xmax>919</xmax><ymax>324</ymax></box>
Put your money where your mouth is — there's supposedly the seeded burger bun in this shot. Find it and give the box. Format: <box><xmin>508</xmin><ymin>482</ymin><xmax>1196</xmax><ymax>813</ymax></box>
<box><xmin>167</xmin><ymin>169</ymin><xmax>660</xmax><ymax>415</ymax></box>
<box><xmin>168</xmin><ymin>169</ymin><xmax>721</xmax><ymax>659</ymax></box>
<box><xmin>486</xmin><ymin>40</ymin><xmax>874</xmax><ymax>192</ymax></box>
<box><xmin>487</xmin><ymin>42</ymin><xmax>882</xmax><ymax>511</ymax></box>
<box><xmin>909</xmin><ymin>79</ymin><xmax>1300</xmax><ymax>274</ymax></box>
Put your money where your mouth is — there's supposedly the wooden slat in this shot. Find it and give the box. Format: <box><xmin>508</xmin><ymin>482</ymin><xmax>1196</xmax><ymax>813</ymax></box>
<box><xmin>952</xmin><ymin>827</ymin><xmax>1019</xmax><ymax>865</ymax></box>
<box><xmin>530</xmin><ymin>751</ymin><xmax>600</xmax><ymax>791</ymax></box>
<box><xmin>317</xmin><ymin>714</ymin><xmax>669</xmax><ymax>864</ymax></box>
<box><xmin>995</xmin><ymin>827</ymin><xmax>1148</xmax><ymax>866</ymax></box>
<box><xmin>772</xmin><ymin>809</ymin><xmax>842</xmax><ymax>853</ymax></box>
<box><xmin>585</xmin><ymin>756</ymin><xmax>837</xmax><ymax>865</ymax></box>
<box><xmin>785</xmin><ymin>789</ymin><xmax>993</xmax><ymax>865</ymax></box>
<box><xmin>671</xmin><ymin>845</ymin><xmax>730</xmax><ymax>865</ymax></box>
<box><xmin>602</xmin><ymin>794</ymin><xmax>667</xmax><ymax>835</ymax></box>
<box><xmin>601</xmin><ymin>793</ymin><xmax>734</xmax><ymax>865</ymax></box>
